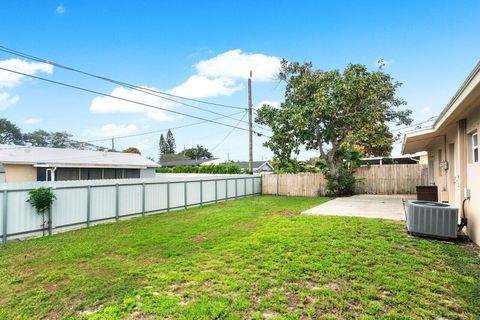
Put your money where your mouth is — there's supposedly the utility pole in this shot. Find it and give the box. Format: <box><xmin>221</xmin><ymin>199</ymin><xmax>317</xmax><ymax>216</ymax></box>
<box><xmin>111</xmin><ymin>138</ymin><xmax>115</xmax><ymax>151</ymax></box>
<box><xmin>248</xmin><ymin>71</ymin><xmax>253</xmax><ymax>174</ymax></box>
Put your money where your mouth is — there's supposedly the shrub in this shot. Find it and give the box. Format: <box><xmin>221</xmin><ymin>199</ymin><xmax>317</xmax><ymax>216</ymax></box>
<box><xmin>27</xmin><ymin>187</ymin><xmax>56</xmax><ymax>214</ymax></box>
<box><xmin>318</xmin><ymin>147</ymin><xmax>364</xmax><ymax>196</ymax></box>
<box><xmin>156</xmin><ymin>164</ymin><xmax>242</xmax><ymax>174</ymax></box>
<box><xmin>27</xmin><ymin>187</ymin><xmax>56</xmax><ymax>236</ymax></box>
<box><xmin>270</xmin><ymin>159</ymin><xmax>319</xmax><ymax>174</ymax></box>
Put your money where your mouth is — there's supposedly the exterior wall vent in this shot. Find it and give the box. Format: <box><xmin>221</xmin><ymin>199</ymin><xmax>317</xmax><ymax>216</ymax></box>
<box><xmin>406</xmin><ymin>200</ymin><xmax>458</xmax><ymax>238</ymax></box>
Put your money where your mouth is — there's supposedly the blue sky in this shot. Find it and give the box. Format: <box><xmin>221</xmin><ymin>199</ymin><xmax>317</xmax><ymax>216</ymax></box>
<box><xmin>0</xmin><ymin>0</ymin><xmax>479</xmax><ymax>160</ymax></box>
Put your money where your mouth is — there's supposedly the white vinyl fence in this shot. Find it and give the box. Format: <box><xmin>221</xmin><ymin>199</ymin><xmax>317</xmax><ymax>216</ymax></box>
<box><xmin>0</xmin><ymin>174</ymin><xmax>261</xmax><ymax>243</ymax></box>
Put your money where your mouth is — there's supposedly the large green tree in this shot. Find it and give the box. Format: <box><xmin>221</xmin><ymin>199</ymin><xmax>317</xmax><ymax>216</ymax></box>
<box><xmin>0</xmin><ymin>118</ymin><xmax>23</xmax><ymax>144</ymax></box>
<box><xmin>158</xmin><ymin>133</ymin><xmax>167</xmax><ymax>162</ymax></box>
<box><xmin>122</xmin><ymin>147</ymin><xmax>141</xmax><ymax>154</ymax></box>
<box><xmin>23</xmin><ymin>130</ymin><xmax>51</xmax><ymax>147</ymax></box>
<box><xmin>165</xmin><ymin>129</ymin><xmax>176</xmax><ymax>154</ymax></box>
<box><xmin>256</xmin><ymin>61</ymin><xmax>412</xmax><ymax>194</ymax></box>
<box><xmin>183</xmin><ymin>144</ymin><xmax>213</xmax><ymax>160</ymax></box>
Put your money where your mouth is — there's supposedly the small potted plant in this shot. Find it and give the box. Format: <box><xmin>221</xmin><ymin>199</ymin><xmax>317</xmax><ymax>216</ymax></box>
<box><xmin>27</xmin><ymin>187</ymin><xmax>56</xmax><ymax>236</ymax></box>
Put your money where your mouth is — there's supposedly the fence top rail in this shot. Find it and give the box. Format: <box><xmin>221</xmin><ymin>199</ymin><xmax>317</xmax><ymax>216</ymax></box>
<box><xmin>0</xmin><ymin>174</ymin><xmax>261</xmax><ymax>191</ymax></box>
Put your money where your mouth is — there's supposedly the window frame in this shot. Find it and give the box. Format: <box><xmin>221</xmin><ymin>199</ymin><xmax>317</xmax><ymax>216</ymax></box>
<box><xmin>473</xmin><ymin>132</ymin><xmax>479</xmax><ymax>164</ymax></box>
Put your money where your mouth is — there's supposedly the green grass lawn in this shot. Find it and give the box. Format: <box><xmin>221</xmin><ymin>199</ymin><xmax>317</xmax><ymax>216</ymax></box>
<box><xmin>0</xmin><ymin>196</ymin><xmax>479</xmax><ymax>319</ymax></box>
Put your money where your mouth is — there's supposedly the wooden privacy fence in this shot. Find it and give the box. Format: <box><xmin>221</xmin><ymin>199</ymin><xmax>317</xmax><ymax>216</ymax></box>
<box><xmin>354</xmin><ymin>164</ymin><xmax>428</xmax><ymax>194</ymax></box>
<box><xmin>262</xmin><ymin>164</ymin><xmax>428</xmax><ymax>197</ymax></box>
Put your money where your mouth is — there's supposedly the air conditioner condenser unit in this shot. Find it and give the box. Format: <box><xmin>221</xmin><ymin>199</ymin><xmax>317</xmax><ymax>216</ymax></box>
<box><xmin>406</xmin><ymin>200</ymin><xmax>458</xmax><ymax>238</ymax></box>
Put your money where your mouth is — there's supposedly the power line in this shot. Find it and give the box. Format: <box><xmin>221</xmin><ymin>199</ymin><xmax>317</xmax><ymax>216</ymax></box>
<box><xmin>84</xmin><ymin>111</ymin><xmax>247</xmax><ymax>143</ymax></box>
<box><xmin>0</xmin><ymin>66</ymin><xmax>271</xmax><ymax>138</ymax></box>
<box><xmin>391</xmin><ymin>117</ymin><xmax>437</xmax><ymax>132</ymax></box>
<box><xmin>211</xmin><ymin>113</ymin><xmax>248</xmax><ymax>152</ymax></box>
<box><xmin>0</xmin><ymin>45</ymin><xmax>272</xmax><ymax>133</ymax></box>
<box><xmin>0</xmin><ymin>45</ymin><xmax>246</xmax><ymax>111</ymax></box>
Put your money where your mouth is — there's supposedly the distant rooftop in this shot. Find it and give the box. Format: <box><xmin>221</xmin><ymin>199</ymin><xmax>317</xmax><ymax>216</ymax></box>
<box><xmin>0</xmin><ymin>144</ymin><xmax>158</xmax><ymax>168</ymax></box>
<box><xmin>235</xmin><ymin>161</ymin><xmax>273</xmax><ymax>169</ymax></box>
<box><xmin>160</xmin><ymin>158</ymin><xmax>221</xmax><ymax>167</ymax></box>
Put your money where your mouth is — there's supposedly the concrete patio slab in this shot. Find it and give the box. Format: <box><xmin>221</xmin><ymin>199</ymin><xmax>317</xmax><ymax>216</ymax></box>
<box><xmin>302</xmin><ymin>194</ymin><xmax>415</xmax><ymax>221</ymax></box>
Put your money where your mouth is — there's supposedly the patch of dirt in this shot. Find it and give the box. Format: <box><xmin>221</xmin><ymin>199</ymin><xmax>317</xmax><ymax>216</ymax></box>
<box><xmin>75</xmin><ymin>304</ymin><xmax>103</xmax><ymax>317</ymax></box>
<box><xmin>127</xmin><ymin>311</ymin><xmax>155</xmax><ymax>320</ymax></box>
<box><xmin>270</xmin><ymin>210</ymin><xmax>298</xmax><ymax>218</ymax></box>
<box><xmin>283</xmin><ymin>289</ymin><xmax>302</xmax><ymax>312</ymax></box>
<box><xmin>105</xmin><ymin>252</ymin><xmax>127</xmax><ymax>260</ymax></box>
<box><xmin>42</xmin><ymin>279</ymin><xmax>71</xmax><ymax>292</ymax></box>
<box><xmin>463</xmin><ymin>240</ymin><xmax>480</xmax><ymax>258</ymax></box>
<box><xmin>262</xmin><ymin>311</ymin><xmax>277</xmax><ymax>319</ymax></box>
<box><xmin>191</xmin><ymin>234</ymin><xmax>208</xmax><ymax>242</ymax></box>
<box><xmin>323</xmin><ymin>282</ymin><xmax>341</xmax><ymax>293</ymax></box>
<box><xmin>150</xmin><ymin>281</ymin><xmax>195</xmax><ymax>306</ymax></box>
<box><xmin>191</xmin><ymin>229</ymin><xmax>223</xmax><ymax>243</ymax></box>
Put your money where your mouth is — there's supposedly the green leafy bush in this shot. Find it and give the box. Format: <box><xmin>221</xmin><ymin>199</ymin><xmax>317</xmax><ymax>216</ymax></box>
<box><xmin>270</xmin><ymin>159</ymin><xmax>319</xmax><ymax>174</ymax></box>
<box><xmin>318</xmin><ymin>147</ymin><xmax>364</xmax><ymax>196</ymax></box>
<box><xmin>27</xmin><ymin>187</ymin><xmax>56</xmax><ymax>214</ymax></box>
<box><xmin>156</xmin><ymin>164</ymin><xmax>242</xmax><ymax>174</ymax></box>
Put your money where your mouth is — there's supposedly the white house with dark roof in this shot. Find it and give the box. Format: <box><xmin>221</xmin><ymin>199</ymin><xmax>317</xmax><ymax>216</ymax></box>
<box><xmin>235</xmin><ymin>161</ymin><xmax>274</xmax><ymax>173</ymax></box>
<box><xmin>159</xmin><ymin>158</ymin><xmax>226</xmax><ymax>167</ymax></box>
<box><xmin>0</xmin><ymin>144</ymin><xmax>159</xmax><ymax>182</ymax></box>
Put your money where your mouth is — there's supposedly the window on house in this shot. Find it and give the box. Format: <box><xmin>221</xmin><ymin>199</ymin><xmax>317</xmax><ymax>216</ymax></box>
<box><xmin>473</xmin><ymin>132</ymin><xmax>479</xmax><ymax>163</ymax></box>
<box><xmin>56</xmin><ymin>168</ymin><xmax>80</xmax><ymax>181</ymax></box>
<box><xmin>124</xmin><ymin>169</ymin><xmax>140</xmax><ymax>178</ymax></box>
<box><xmin>115</xmin><ymin>169</ymin><xmax>124</xmax><ymax>179</ymax></box>
<box><xmin>103</xmin><ymin>168</ymin><xmax>116</xmax><ymax>179</ymax></box>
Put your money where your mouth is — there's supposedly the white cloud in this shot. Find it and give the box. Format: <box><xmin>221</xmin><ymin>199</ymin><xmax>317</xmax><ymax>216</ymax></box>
<box><xmin>421</xmin><ymin>106</ymin><xmax>432</xmax><ymax>113</ymax></box>
<box><xmin>90</xmin><ymin>86</ymin><xmax>175</xmax><ymax>121</ymax></box>
<box><xmin>256</xmin><ymin>100</ymin><xmax>279</xmax><ymax>109</ymax></box>
<box><xmin>22</xmin><ymin>117</ymin><xmax>41</xmax><ymax>125</ymax></box>
<box><xmin>195</xmin><ymin>49</ymin><xmax>281</xmax><ymax>81</ymax></box>
<box><xmin>56</xmin><ymin>4</ymin><xmax>66</xmax><ymax>14</ymax></box>
<box><xmin>88</xmin><ymin>49</ymin><xmax>281</xmax><ymax>121</ymax></box>
<box><xmin>0</xmin><ymin>59</ymin><xmax>53</xmax><ymax>88</ymax></box>
<box><xmin>170</xmin><ymin>75</ymin><xmax>243</xmax><ymax>98</ymax></box>
<box><xmin>0</xmin><ymin>92</ymin><xmax>19</xmax><ymax>110</ymax></box>
<box><xmin>83</xmin><ymin>123</ymin><xmax>137</xmax><ymax>137</ymax></box>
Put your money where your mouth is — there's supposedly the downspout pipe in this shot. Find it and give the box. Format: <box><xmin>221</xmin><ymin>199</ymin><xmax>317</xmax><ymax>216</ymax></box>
<box><xmin>458</xmin><ymin>119</ymin><xmax>468</xmax><ymax>232</ymax></box>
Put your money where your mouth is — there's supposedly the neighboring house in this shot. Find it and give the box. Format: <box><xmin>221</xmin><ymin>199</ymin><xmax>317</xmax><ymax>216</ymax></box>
<box><xmin>361</xmin><ymin>151</ymin><xmax>428</xmax><ymax>165</ymax></box>
<box><xmin>160</xmin><ymin>158</ymin><xmax>226</xmax><ymax>167</ymax></box>
<box><xmin>402</xmin><ymin>61</ymin><xmax>480</xmax><ymax>245</ymax></box>
<box><xmin>235</xmin><ymin>161</ymin><xmax>274</xmax><ymax>173</ymax></box>
<box><xmin>0</xmin><ymin>144</ymin><xmax>158</xmax><ymax>182</ymax></box>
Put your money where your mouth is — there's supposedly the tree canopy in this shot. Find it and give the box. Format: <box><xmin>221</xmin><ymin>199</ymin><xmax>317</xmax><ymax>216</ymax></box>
<box><xmin>158</xmin><ymin>133</ymin><xmax>167</xmax><ymax>161</ymax></box>
<box><xmin>158</xmin><ymin>129</ymin><xmax>177</xmax><ymax>162</ymax></box>
<box><xmin>165</xmin><ymin>129</ymin><xmax>176</xmax><ymax>154</ymax></box>
<box><xmin>122</xmin><ymin>147</ymin><xmax>141</xmax><ymax>154</ymax></box>
<box><xmin>0</xmin><ymin>118</ymin><xmax>105</xmax><ymax>150</ymax></box>
<box><xmin>183</xmin><ymin>144</ymin><xmax>213</xmax><ymax>160</ymax></box>
<box><xmin>0</xmin><ymin>118</ymin><xmax>23</xmax><ymax>144</ymax></box>
<box><xmin>256</xmin><ymin>61</ymin><xmax>412</xmax><ymax>194</ymax></box>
